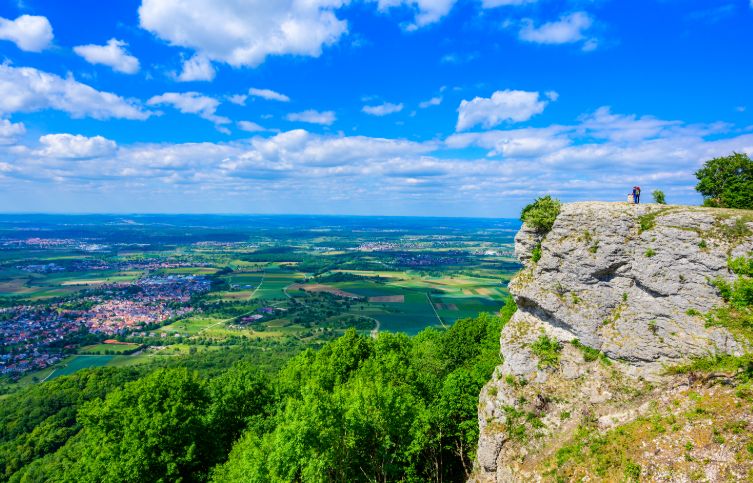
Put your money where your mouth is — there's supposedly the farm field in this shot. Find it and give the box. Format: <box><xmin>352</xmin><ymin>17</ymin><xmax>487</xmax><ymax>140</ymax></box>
<box><xmin>45</xmin><ymin>355</ymin><xmax>114</xmax><ymax>381</ymax></box>
<box><xmin>79</xmin><ymin>343</ymin><xmax>141</xmax><ymax>354</ymax></box>
<box><xmin>1</xmin><ymin>213</ymin><xmax>520</xmax><ymax>387</ymax></box>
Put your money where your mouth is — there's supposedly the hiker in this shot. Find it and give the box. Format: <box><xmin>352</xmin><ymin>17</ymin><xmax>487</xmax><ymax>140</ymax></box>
<box><xmin>632</xmin><ymin>186</ymin><xmax>641</xmax><ymax>204</ymax></box>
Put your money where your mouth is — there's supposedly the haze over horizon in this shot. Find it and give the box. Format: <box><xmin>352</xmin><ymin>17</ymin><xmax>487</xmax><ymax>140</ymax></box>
<box><xmin>0</xmin><ymin>0</ymin><xmax>752</xmax><ymax>217</ymax></box>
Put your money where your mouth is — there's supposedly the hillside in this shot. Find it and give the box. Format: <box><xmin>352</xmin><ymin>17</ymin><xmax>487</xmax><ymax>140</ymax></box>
<box><xmin>473</xmin><ymin>202</ymin><xmax>753</xmax><ymax>482</ymax></box>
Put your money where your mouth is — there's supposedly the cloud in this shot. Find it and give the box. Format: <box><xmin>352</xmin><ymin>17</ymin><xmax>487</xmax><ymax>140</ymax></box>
<box><xmin>147</xmin><ymin>92</ymin><xmax>230</xmax><ymax>129</ymax></box>
<box><xmin>177</xmin><ymin>55</ymin><xmax>215</xmax><ymax>82</ymax></box>
<box><xmin>419</xmin><ymin>96</ymin><xmax>442</xmax><ymax>108</ymax></box>
<box><xmin>4</xmin><ymin>108</ymin><xmax>753</xmax><ymax>215</ymax></box>
<box><xmin>482</xmin><ymin>0</ymin><xmax>537</xmax><ymax>6</ymax></box>
<box><xmin>456</xmin><ymin>89</ymin><xmax>552</xmax><ymax>131</ymax></box>
<box><xmin>74</xmin><ymin>39</ymin><xmax>140</xmax><ymax>74</ymax></box>
<box><xmin>249</xmin><ymin>88</ymin><xmax>290</xmax><ymax>102</ymax></box>
<box><xmin>446</xmin><ymin>126</ymin><xmax>570</xmax><ymax>157</ymax></box>
<box><xmin>362</xmin><ymin>102</ymin><xmax>404</xmax><ymax>116</ymax></box>
<box><xmin>37</xmin><ymin>133</ymin><xmax>117</xmax><ymax>159</ymax></box>
<box><xmin>0</xmin><ymin>15</ymin><xmax>53</xmax><ymax>52</ymax></box>
<box><xmin>0</xmin><ymin>64</ymin><xmax>150</xmax><ymax>120</ymax></box>
<box><xmin>519</xmin><ymin>12</ymin><xmax>596</xmax><ymax>49</ymax></box>
<box><xmin>374</xmin><ymin>0</ymin><xmax>458</xmax><ymax>29</ymax></box>
<box><xmin>237</xmin><ymin>120</ymin><xmax>267</xmax><ymax>132</ymax></box>
<box><xmin>0</xmin><ymin>119</ymin><xmax>25</xmax><ymax>145</ymax></box>
<box><xmin>286</xmin><ymin>110</ymin><xmax>336</xmax><ymax>125</ymax></box>
<box><xmin>138</xmin><ymin>0</ymin><xmax>348</xmax><ymax>68</ymax></box>
<box><xmin>228</xmin><ymin>94</ymin><xmax>248</xmax><ymax>106</ymax></box>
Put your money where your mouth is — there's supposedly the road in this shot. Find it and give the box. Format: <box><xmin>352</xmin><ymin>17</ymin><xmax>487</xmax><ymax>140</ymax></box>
<box><xmin>426</xmin><ymin>292</ymin><xmax>448</xmax><ymax>329</ymax></box>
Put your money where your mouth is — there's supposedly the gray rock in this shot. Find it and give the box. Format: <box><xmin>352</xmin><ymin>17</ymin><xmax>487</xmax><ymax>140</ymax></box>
<box><xmin>473</xmin><ymin>202</ymin><xmax>753</xmax><ymax>482</ymax></box>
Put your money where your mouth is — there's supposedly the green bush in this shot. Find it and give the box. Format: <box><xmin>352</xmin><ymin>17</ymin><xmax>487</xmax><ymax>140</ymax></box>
<box><xmin>652</xmin><ymin>189</ymin><xmax>666</xmax><ymax>204</ymax></box>
<box><xmin>695</xmin><ymin>152</ymin><xmax>753</xmax><ymax>209</ymax></box>
<box><xmin>530</xmin><ymin>335</ymin><xmax>561</xmax><ymax>368</ymax></box>
<box><xmin>521</xmin><ymin>196</ymin><xmax>562</xmax><ymax>234</ymax></box>
<box><xmin>531</xmin><ymin>242</ymin><xmax>542</xmax><ymax>263</ymax></box>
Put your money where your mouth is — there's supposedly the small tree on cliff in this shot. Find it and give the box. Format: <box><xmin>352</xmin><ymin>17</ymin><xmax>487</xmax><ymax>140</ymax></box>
<box><xmin>695</xmin><ymin>152</ymin><xmax>753</xmax><ymax>209</ymax></box>
<box><xmin>521</xmin><ymin>196</ymin><xmax>562</xmax><ymax>234</ymax></box>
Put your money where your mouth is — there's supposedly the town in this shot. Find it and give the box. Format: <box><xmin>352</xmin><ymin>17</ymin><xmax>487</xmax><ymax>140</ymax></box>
<box><xmin>0</xmin><ymin>274</ymin><xmax>209</xmax><ymax>376</ymax></box>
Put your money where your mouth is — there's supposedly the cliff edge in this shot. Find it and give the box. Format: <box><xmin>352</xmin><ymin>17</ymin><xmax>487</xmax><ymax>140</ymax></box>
<box><xmin>474</xmin><ymin>202</ymin><xmax>753</xmax><ymax>482</ymax></box>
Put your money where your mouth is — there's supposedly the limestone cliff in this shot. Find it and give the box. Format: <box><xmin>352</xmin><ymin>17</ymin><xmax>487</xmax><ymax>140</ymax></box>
<box><xmin>473</xmin><ymin>202</ymin><xmax>753</xmax><ymax>482</ymax></box>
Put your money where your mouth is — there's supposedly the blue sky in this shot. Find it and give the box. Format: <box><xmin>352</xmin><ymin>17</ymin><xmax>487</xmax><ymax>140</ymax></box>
<box><xmin>0</xmin><ymin>0</ymin><xmax>752</xmax><ymax>217</ymax></box>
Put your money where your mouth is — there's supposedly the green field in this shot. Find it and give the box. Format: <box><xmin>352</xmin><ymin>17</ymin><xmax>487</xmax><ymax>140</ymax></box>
<box><xmin>45</xmin><ymin>355</ymin><xmax>114</xmax><ymax>381</ymax></box>
<box><xmin>160</xmin><ymin>316</ymin><xmax>227</xmax><ymax>335</ymax></box>
<box><xmin>79</xmin><ymin>343</ymin><xmax>141</xmax><ymax>354</ymax></box>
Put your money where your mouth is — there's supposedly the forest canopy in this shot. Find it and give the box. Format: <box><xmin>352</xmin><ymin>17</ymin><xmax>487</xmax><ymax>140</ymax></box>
<box><xmin>1</xmin><ymin>299</ymin><xmax>515</xmax><ymax>482</ymax></box>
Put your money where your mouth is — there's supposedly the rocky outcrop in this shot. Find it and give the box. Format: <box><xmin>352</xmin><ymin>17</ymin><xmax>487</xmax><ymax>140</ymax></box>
<box><xmin>473</xmin><ymin>202</ymin><xmax>753</xmax><ymax>482</ymax></box>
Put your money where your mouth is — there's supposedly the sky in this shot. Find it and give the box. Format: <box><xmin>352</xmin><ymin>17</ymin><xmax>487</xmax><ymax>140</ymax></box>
<box><xmin>0</xmin><ymin>0</ymin><xmax>752</xmax><ymax>217</ymax></box>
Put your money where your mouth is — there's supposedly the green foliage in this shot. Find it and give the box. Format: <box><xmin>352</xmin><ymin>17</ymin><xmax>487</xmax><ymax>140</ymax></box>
<box><xmin>652</xmin><ymin>189</ymin><xmax>666</xmax><ymax>205</ymax></box>
<box><xmin>530</xmin><ymin>335</ymin><xmax>562</xmax><ymax>369</ymax></box>
<box><xmin>502</xmin><ymin>406</ymin><xmax>544</xmax><ymax>442</ymax></box>
<box><xmin>531</xmin><ymin>242</ymin><xmax>542</xmax><ymax>263</ymax></box>
<box><xmin>665</xmin><ymin>354</ymin><xmax>753</xmax><ymax>380</ymax></box>
<box><xmin>624</xmin><ymin>461</ymin><xmax>641</xmax><ymax>481</ymax></box>
<box><xmin>213</xmin><ymin>303</ymin><xmax>516</xmax><ymax>482</ymax></box>
<box><xmin>521</xmin><ymin>196</ymin><xmax>562</xmax><ymax>234</ymax></box>
<box><xmin>695</xmin><ymin>152</ymin><xmax>753</xmax><ymax>209</ymax></box>
<box><xmin>729</xmin><ymin>254</ymin><xmax>753</xmax><ymax>277</ymax></box>
<box><xmin>1</xmin><ymin>298</ymin><xmax>518</xmax><ymax>483</ymax></box>
<box><xmin>645</xmin><ymin>248</ymin><xmax>656</xmax><ymax>257</ymax></box>
<box><xmin>571</xmin><ymin>339</ymin><xmax>610</xmax><ymax>365</ymax></box>
<box><xmin>706</xmin><ymin>255</ymin><xmax>753</xmax><ymax>346</ymax></box>
<box><xmin>0</xmin><ymin>367</ymin><xmax>142</xmax><ymax>480</ymax></box>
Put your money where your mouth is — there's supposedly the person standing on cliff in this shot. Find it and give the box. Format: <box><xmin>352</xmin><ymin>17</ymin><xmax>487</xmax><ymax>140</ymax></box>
<box><xmin>632</xmin><ymin>186</ymin><xmax>641</xmax><ymax>204</ymax></box>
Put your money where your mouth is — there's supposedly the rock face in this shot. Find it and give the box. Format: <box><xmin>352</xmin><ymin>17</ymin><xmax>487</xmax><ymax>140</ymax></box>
<box><xmin>473</xmin><ymin>202</ymin><xmax>753</xmax><ymax>482</ymax></box>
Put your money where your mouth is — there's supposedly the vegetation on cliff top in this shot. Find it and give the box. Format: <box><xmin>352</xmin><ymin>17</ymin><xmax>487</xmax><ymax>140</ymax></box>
<box><xmin>521</xmin><ymin>196</ymin><xmax>561</xmax><ymax>234</ymax></box>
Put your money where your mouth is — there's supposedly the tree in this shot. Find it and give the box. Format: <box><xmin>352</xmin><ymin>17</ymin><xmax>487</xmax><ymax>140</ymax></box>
<box><xmin>695</xmin><ymin>152</ymin><xmax>753</xmax><ymax>209</ymax></box>
<box><xmin>652</xmin><ymin>190</ymin><xmax>666</xmax><ymax>204</ymax></box>
<box><xmin>521</xmin><ymin>196</ymin><xmax>562</xmax><ymax>234</ymax></box>
<box><xmin>70</xmin><ymin>368</ymin><xmax>216</xmax><ymax>482</ymax></box>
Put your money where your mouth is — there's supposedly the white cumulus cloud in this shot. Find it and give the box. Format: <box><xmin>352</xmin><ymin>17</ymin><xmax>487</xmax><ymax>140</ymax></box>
<box><xmin>138</xmin><ymin>0</ymin><xmax>348</xmax><ymax>68</ymax></box>
<box><xmin>0</xmin><ymin>119</ymin><xmax>25</xmax><ymax>145</ymax></box>
<box><xmin>0</xmin><ymin>15</ymin><xmax>53</xmax><ymax>52</ymax></box>
<box><xmin>237</xmin><ymin>120</ymin><xmax>267</xmax><ymax>132</ymax></box>
<box><xmin>177</xmin><ymin>55</ymin><xmax>215</xmax><ymax>82</ymax></box>
<box><xmin>147</xmin><ymin>92</ymin><xmax>230</xmax><ymax>129</ymax></box>
<box><xmin>362</xmin><ymin>102</ymin><xmax>404</xmax><ymax>116</ymax></box>
<box><xmin>286</xmin><ymin>110</ymin><xmax>336</xmax><ymax>125</ymax></box>
<box><xmin>74</xmin><ymin>39</ymin><xmax>140</xmax><ymax>74</ymax></box>
<box><xmin>456</xmin><ymin>89</ymin><xmax>552</xmax><ymax>131</ymax></box>
<box><xmin>37</xmin><ymin>133</ymin><xmax>117</xmax><ymax>159</ymax></box>
<box><xmin>0</xmin><ymin>64</ymin><xmax>150</xmax><ymax>120</ymax></box>
<box><xmin>419</xmin><ymin>96</ymin><xmax>442</xmax><ymax>108</ymax></box>
<box><xmin>249</xmin><ymin>88</ymin><xmax>290</xmax><ymax>102</ymax></box>
<box><xmin>374</xmin><ymin>0</ymin><xmax>458</xmax><ymax>29</ymax></box>
<box><xmin>519</xmin><ymin>12</ymin><xmax>595</xmax><ymax>49</ymax></box>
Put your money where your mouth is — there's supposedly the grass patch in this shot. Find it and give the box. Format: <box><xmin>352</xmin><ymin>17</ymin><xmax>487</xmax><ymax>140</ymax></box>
<box><xmin>645</xmin><ymin>248</ymin><xmax>656</xmax><ymax>257</ymax></box>
<box><xmin>571</xmin><ymin>339</ymin><xmax>611</xmax><ymax>365</ymax></box>
<box><xmin>502</xmin><ymin>406</ymin><xmax>545</xmax><ymax>442</ymax></box>
<box><xmin>531</xmin><ymin>242</ymin><xmax>542</xmax><ymax>263</ymax></box>
<box><xmin>665</xmin><ymin>354</ymin><xmax>753</xmax><ymax>378</ymax></box>
<box><xmin>531</xmin><ymin>334</ymin><xmax>562</xmax><ymax>369</ymax></box>
<box><xmin>636</xmin><ymin>207</ymin><xmax>672</xmax><ymax>234</ymax></box>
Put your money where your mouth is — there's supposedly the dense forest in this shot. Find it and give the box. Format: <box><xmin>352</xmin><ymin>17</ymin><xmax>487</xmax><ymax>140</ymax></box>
<box><xmin>0</xmin><ymin>299</ymin><xmax>515</xmax><ymax>482</ymax></box>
